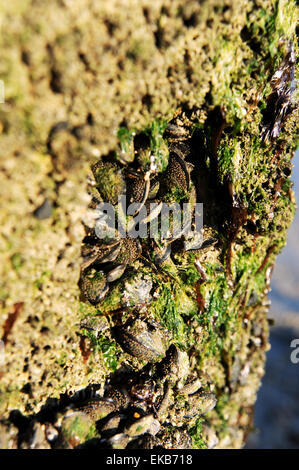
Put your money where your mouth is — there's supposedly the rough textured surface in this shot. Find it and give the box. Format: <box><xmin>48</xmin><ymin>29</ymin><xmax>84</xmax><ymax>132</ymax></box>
<box><xmin>0</xmin><ymin>0</ymin><xmax>297</xmax><ymax>449</ymax></box>
<box><xmin>246</xmin><ymin>169</ymin><xmax>299</xmax><ymax>449</ymax></box>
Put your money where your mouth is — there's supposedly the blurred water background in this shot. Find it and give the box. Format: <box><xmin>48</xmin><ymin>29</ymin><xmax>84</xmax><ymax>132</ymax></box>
<box><xmin>246</xmin><ymin>151</ymin><xmax>299</xmax><ymax>449</ymax></box>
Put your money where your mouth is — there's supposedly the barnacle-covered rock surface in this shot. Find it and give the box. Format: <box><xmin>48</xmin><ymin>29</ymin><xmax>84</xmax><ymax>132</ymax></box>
<box><xmin>0</xmin><ymin>0</ymin><xmax>298</xmax><ymax>449</ymax></box>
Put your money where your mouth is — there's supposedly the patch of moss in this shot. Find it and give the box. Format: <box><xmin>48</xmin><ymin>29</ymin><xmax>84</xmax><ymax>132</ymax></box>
<box><xmin>151</xmin><ymin>283</ymin><xmax>187</xmax><ymax>347</ymax></box>
<box><xmin>62</xmin><ymin>414</ymin><xmax>98</xmax><ymax>443</ymax></box>
<box><xmin>10</xmin><ymin>253</ymin><xmax>23</xmax><ymax>271</ymax></box>
<box><xmin>33</xmin><ymin>270</ymin><xmax>51</xmax><ymax>289</ymax></box>
<box><xmin>80</xmin><ymin>329</ymin><xmax>120</xmax><ymax>372</ymax></box>
<box><xmin>190</xmin><ymin>417</ymin><xmax>208</xmax><ymax>449</ymax></box>
<box><xmin>116</xmin><ymin>126</ymin><xmax>136</xmax><ymax>163</ymax></box>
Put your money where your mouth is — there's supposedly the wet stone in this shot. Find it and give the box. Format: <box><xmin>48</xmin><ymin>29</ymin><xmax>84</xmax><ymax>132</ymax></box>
<box><xmin>107</xmin><ymin>432</ymin><xmax>131</xmax><ymax>449</ymax></box>
<box><xmin>124</xmin><ymin>413</ymin><xmax>159</xmax><ymax>437</ymax></box>
<box><xmin>59</xmin><ymin>411</ymin><xmax>95</xmax><ymax>448</ymax></box>
<box><xmin>76</xmin><ymin>398</ymin><xmax>117</xmax><ymax>421</ymax></box>
<box><xmin>33</xmin><ymin>199</ymin><xmax>52</xmax><ymax>220</ymax></box>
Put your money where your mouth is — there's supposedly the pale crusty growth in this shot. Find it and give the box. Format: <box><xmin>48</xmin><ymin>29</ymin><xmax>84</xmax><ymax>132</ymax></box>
<box><xmin>0</xmin><ymin>0</ymin><xmax>297</xmax><ymax>449</ymax></box>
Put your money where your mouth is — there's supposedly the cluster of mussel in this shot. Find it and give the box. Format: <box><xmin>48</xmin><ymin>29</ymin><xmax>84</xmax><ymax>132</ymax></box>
<box><xmin>69</xmin><ymin>122</ymin><xmax>217</xmax><ymax>449</ymax></box>
<box><xmin>7</xmin><ymin>344</ymin><xmax>217</xmax><ymax>449</ymax></box>
<box><xmin>76</xmin><ymin>344</ymin><xmax>217</xmax><ymax>449</ymax></box>
<box><xmin>79</xmin><ymin>121</ymin><xmax>197</xmax><ymax>305</ymax></box>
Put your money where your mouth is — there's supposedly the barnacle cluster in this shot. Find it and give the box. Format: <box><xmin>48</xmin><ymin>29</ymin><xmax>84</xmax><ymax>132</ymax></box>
<box><xmin>73</xmin><ymin>345</ymin><xmax>216</xmax><ymax>449</ymax></box>
<box><xmin>79</xmin><ymin>120</ymin><xmax>198</xmax><ymax>308</ymax></box>
<box><xmin>75</xmin><ymin>119</ymin><xmax>218</xmax><ymax>447</ymax></box>
<box><xmin>79</xmin><ymin>120</ymin><xmax>206</xmax><ymax>365</ymax></box>
<box><xmin>0</xmin><ymin>0</ymin><xmax>297</xmax><ymax>451</ymax></box>
<box><xmin>261</xmin><ymin>42</ymin><xmax>296</xmax><ymax>142</ymax></box>
<box><xmin>5</xmin><ymin>345</ymin><xmax>217</xmax><ymax>449</ymax></box>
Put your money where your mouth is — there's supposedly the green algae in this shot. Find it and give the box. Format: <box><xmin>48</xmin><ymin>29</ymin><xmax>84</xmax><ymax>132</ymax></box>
<box><xmin>190</xmin><ymin>417</ymin><xmax>208</xmax><ymax>449</ymax></box>
<box><xmin>0</xmin><ymin>0</ymin><xmax>297</xmax><ymax>450</ymax></box>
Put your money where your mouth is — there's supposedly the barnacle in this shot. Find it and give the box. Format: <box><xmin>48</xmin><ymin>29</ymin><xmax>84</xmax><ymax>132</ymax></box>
<box><xmin>79</xmin><ymin>268</ymin><xmax>109</xmax><ymax>304</ymax></box>
<box><xmin>261</xmin><ymin>42</ymin><xmax>296</xmax><ymax>142</ymax></box>
<box><xmin>162</xmin><ymin>151</ymin><xmax>191</xmax><ymax>194</ymax></box>
<box><xmin>80</xmin><ymin>119</ymin><xmax>200</xmax><ymax>304</ymax></box>
<box><xmin>80</xmin><ymin>237</ymin><xmax>141</xmax><ymax>303</ymax></box>
<box><xmin>91</xmin><ymin>160</ymin><xmax>126</xmax><ymax>205</ymax></box>
<box><xmin>115</xmin><ymin>318</ymin><xmax>171</xmax><ymax>362</ymax></box>
<box><xmin>46</xmin><ymin>343</ymin><xmax>217</xmax><ymax>449</ymax></box>
<box><xmin>75</xmin><ymin>114</ymin><xmax>258</xmax><ymax>449</ymax></box>
<box><xmin>125</xmin><ymin>169</ymin><xmax>147</xmax><ymax>205</ymax></box>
